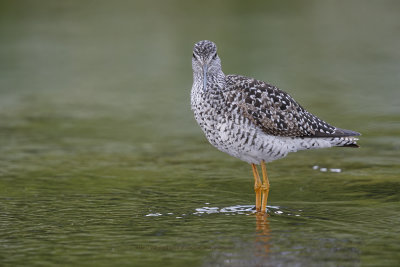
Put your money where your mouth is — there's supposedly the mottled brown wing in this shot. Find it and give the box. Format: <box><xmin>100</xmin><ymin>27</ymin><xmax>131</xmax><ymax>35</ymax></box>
<box><xmin>225</xmin><ymin>75</ymin><xmax>358</xmax><ymax>138</ymax></box>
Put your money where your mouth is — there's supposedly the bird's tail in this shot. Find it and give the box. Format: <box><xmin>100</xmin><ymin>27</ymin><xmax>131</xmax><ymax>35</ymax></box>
<box><xmin>292</xmin><ymin>134</ymin><xmax>360</xmax><ymax>151</ymax></box>
<box><xmin>331</xmin><ymin>136</ymin><xmax>360</xmax><ymax>148</ymax></box>
<box><xmin>330</xmin><ymin>128</ymin><xmax>361</xmax><ymax>148</ymax></box>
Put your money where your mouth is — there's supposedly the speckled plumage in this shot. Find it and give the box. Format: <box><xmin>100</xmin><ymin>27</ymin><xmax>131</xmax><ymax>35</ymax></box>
<box><xmin>191</xmin><ymin>40</ymin><xmax>360</xmax><ymax>164</ymax></box>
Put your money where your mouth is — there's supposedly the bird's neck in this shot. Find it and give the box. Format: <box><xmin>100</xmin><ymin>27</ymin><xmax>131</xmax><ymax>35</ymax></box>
<box><xmin>192</xmin><ymin>69</ymin><xmax>226</xmax><ymax>92</ymax></box>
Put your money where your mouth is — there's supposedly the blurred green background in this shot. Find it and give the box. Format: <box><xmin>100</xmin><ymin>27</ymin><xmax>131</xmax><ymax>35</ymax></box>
<box><xmin>0</xmin><ymin>0</ymin><xmax>399</xmax><ymax>266</ymax></box>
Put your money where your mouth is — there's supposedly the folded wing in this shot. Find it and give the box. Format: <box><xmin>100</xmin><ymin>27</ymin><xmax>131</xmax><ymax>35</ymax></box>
<box><xmin>225</xmin><ymin>75</ymin><xmax>361</xmax><ymax>138</ymax></box>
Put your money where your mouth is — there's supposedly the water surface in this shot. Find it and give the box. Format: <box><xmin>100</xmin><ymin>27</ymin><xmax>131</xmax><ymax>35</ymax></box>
<box><xmin>0</xmin><ymin>0</ymin><xmax>399</xmax><ymax>266</ymax></box>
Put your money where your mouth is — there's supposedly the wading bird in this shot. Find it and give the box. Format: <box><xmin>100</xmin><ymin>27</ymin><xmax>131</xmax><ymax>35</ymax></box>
<box><xmin>190</xmin><ymin>40</ymin><xmax>360</xmax><ymax>213</ymax></box>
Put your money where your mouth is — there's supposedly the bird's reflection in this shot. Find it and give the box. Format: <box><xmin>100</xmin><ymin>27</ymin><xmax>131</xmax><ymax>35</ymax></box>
<box><xmin>255</xmin><ymin>212</ymin><xmax>271</xmax><ymax>257</ymax></box>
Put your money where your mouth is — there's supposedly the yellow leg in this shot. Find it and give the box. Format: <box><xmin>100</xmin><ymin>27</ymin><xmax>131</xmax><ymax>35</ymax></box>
<box><xmin>251</xmin><ymin>163</ymin><xmax>262</xmax><ymax>212</ymax></box>
<box><xmin>260</xmin><ymin>160</ymin><xmax>270</xmax><ymax>213</ymax></box>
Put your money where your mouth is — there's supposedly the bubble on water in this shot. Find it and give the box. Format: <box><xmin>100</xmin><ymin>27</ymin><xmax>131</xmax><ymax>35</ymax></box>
<box><xmin>146</xmin><ymin>213</ymin><xmax>162</xmax><ymax>217</ymax></box>
<box><xmin>193</xmin><ymin>205</ymin><xmax>256</xmax><ymax>215</ymax></box>
<box><xmin>313</xmin><ymin>166</ymin><xmax>342</xmax><ymax>173</ymax></box>
<box><xmin>220</xmin><ymin>205</ymin><xmax>254</xmax><ymax>213</ymax></box>
<box><xmin>194</xmin><ymin>207</ymin><xmax>220</xmax><ymax>214</ymax></box>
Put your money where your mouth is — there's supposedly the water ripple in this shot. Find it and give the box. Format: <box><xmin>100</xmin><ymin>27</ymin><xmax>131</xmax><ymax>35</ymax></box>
<box><xmin>145</xmin><ymin>205</ymin><xmax>303</xmax><ymax>218</ymax></box>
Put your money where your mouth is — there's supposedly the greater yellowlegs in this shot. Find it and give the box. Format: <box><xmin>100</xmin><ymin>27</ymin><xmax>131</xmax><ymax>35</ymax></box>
<box><xmin>190</xmin><ymin>40</ymin><xmax>360</xmax><ymax>213</ymax></box>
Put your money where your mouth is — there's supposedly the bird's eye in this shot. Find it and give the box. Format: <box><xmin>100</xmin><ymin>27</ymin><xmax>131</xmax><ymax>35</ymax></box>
<box><xmin>212</xmin><ymin>53</ymin><xmax>218</xmax><ymax>60</ymax></box>
<box><xmin>192</xmin><ymin>53</ymin><xmax>196</xmax><ymax>59</ymax></box>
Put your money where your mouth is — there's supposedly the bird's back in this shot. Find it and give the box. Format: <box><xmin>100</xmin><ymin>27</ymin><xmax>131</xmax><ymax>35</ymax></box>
<box><xmin>224</xmin><ymin>74</ymin><xmax>360</xmax><ymax>140</ymax></box>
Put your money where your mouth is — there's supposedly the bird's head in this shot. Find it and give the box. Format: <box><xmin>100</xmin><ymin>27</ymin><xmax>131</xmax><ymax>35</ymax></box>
<box><xmin>192</xmin><ymin>40</ymin><xmax>222</xmax><ymax>91</ymax></box>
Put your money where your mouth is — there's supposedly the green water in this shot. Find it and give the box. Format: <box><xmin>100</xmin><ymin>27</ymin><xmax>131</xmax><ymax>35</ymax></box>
<box><xmin>1</xmin><ymin>0</ymin><xmax>399</xmax><ymax>266</ymax></box>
